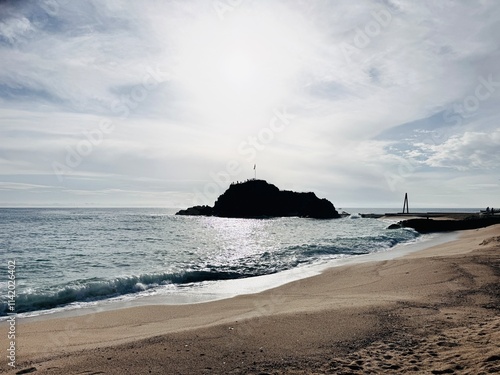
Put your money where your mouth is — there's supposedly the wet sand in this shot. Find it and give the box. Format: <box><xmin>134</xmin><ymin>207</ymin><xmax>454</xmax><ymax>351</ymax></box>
<box><xmin>2</xmin><ymin>225</ymin><xmax>499</xmax><ymax>374</ymax></box>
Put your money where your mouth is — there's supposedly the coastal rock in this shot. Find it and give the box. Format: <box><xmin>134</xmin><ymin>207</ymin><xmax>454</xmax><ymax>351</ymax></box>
<box><xmin>176</xmin><ymin>179</ymin><xmax>340</xmax><ymax>219</ymax></box>
<box><xmin>393</xmin><ymin>216</ymin><xmax>500</xmax><ymax>233</ymax></box>
<box><xmin>175</xmin><ymin>205</ymin><xmax>214</xmax><ymax>216</ymax></box>
<box><xmin>387</xmin><ymin>223</ymin><xmax>402</xmax><ymax>230</ymax></box>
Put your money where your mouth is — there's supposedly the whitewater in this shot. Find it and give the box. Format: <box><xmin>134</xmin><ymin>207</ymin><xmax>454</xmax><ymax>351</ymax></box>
<box><xmin>0</xmin><ymin>207</ymin><xmax>425</xmax><ymax>318</ymax></box>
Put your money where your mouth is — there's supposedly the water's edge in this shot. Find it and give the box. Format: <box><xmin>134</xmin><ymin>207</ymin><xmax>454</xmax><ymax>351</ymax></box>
<box><xmin>11</xmin><ymin>230</ymin><xmax>458</xmax><ymax>323</ymax></box>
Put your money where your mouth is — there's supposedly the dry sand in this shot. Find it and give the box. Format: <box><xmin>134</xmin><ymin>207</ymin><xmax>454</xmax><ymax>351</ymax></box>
<box><xmin>2</xmin><ymin>225</ymin><xmax>499</xmax><ymax>374</ymax></box>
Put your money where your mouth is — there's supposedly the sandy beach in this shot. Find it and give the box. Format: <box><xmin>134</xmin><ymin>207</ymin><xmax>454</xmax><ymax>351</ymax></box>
<box><xmin>2</xmin><ymin>225</ymin><xmax>499</xmax><ymax>374</ymax></box>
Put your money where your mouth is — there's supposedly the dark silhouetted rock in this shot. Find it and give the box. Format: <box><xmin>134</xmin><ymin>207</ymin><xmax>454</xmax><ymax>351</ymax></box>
<box><xmin>392</xmin><ymin>216</ymin><xmax>500</xmax><ymax>233</ymax></box>
<box><xmin>176</xmin><ymin>179</ymin><xmax>340</xmax><ymax>219</ymax></box>
<box><xmin>175</xmin><ymin>205</ymin><xmax>214</xmax><ymax>216</ymax></box>
<box><xmin>387</xmin><ymin>223</ymin><xmax>402</xmax><ymax>230</ymax></box>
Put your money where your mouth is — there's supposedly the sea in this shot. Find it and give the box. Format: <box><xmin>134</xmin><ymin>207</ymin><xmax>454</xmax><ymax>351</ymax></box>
<box><xmin>0</xmin><ymin>207</ymin><xmax>478</xmax><ymax>320</ymax></box>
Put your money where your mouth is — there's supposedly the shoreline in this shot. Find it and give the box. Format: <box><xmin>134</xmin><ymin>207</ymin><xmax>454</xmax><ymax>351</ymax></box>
<box><xmin>2</xmin><ymin>225</ymin><xmax>499</xmax><ymax>374</ymax></box>
<box><xmin>3</xmin><ymin>229</ymin><xmax>456</xmax><ymax>323</ymax></box>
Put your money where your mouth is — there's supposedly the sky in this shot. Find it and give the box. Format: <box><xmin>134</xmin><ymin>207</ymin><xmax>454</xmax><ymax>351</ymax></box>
<box><xmin>0</xmin><ymin>0</ymin><xmax>499</xmax><ymax>209</ymax></box>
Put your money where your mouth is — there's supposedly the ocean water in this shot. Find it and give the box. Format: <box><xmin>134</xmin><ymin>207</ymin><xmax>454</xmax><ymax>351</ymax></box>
<box><xmin>0</xmin><ymin>208</ymin><xmax>424</xmax><ymax>318</ymax></box>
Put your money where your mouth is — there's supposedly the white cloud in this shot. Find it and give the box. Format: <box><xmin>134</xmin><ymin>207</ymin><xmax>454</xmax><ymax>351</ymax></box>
<box><xmin>419</xmin><ymin>130</ymin><xmax>500</xmax><ymax>171</ymax></box>
<box><xmin>1</xmin><ymin>0</ymin><xmax>500</xmax><ymax>207</ymax></box>
<box><xmin>0</xmin><ymin>16</ymin><xmax>33</xmax><ymax>44</ymax></box>
<box><xmin>0</xmin><ymin>182</ymin><xmax>55</xmax><ymax>191</ymax></box>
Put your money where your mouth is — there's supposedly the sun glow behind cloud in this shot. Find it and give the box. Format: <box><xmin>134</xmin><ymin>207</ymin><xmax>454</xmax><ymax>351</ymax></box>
<box><xmin>0</xmin><ymin>0</ymin><xmax>499</xmax><ymax>207</ymax></box>
<box><xmin>170</xmin><ymin>8</ymin><xmax>307</xmax><ymax>128</ymax></box>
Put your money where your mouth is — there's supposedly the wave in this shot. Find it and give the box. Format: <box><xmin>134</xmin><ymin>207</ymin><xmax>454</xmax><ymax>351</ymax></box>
<box><xmin>0</xmin><ymin>269</ymin><xmax>253</xmax><ymax>316</ymax></box>
<box><xmin>0</xmin><ymin>228</ymin><xmax>420</xmax><ymax>317</ymax></box>
<box><xmin>292</xmin><ymin>230</ymin><xmax>420</xmax><ymax>259</ymax></box>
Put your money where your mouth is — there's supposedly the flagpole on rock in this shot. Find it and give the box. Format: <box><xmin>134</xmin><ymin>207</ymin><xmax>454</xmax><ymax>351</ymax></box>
<box><xmin>254</xmin><ymin>164</ymin><xmax>256</xmax><ymax>180</ymax></box>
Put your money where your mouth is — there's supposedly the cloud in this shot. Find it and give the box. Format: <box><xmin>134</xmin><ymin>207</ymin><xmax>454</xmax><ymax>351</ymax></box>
<box><xmin>0</xmin><ymin>1</ymin><xmax>169</xmax><ymax>115</ymax></box>
<box><xmin>1</xmin><ymin>0</ymin><xmax>500</xmax><ymax>207</ymax></box>
<box><xmin>0</xmin><ymin>16</ymin><xmax>33</xmax><ymax>44</ymax></box>
<box><xmin>418</xmin><ymin>130</ymin><xmax>500</xmax><ymax>171</ymax></box>
<box><xmin>0</xmin><ymin>182</ymin><xmax>56</xmax><ymax>191</ymax></box>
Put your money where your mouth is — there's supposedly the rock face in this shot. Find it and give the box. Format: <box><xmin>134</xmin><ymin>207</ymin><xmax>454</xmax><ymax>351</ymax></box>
<box><xmin>390</xmin><ymin>216</ymin><xmax>500</xmax><ymax>233</ymax></box>
<box><xmin>175</xmin><ymin>205</ymin><xmax>214</xmax><ymax>216</ymax></box>
<box><xmin>176</xmin><ymin>179</ymin><xmax>340</xmax><ymax>219</ymax></box>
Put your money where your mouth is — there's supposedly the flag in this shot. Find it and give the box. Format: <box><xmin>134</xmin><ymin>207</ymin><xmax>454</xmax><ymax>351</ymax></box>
<box><xmin>253</xmin><ymin>164</ymin><xmax>256</xmax><ymax>170</ymax></box>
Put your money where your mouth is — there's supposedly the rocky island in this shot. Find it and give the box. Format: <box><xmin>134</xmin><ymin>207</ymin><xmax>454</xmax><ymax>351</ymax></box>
<box><xmin>176</xmin><ymin>179</ymin><xmax>340</xmax><ymax>219</ymax></box>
